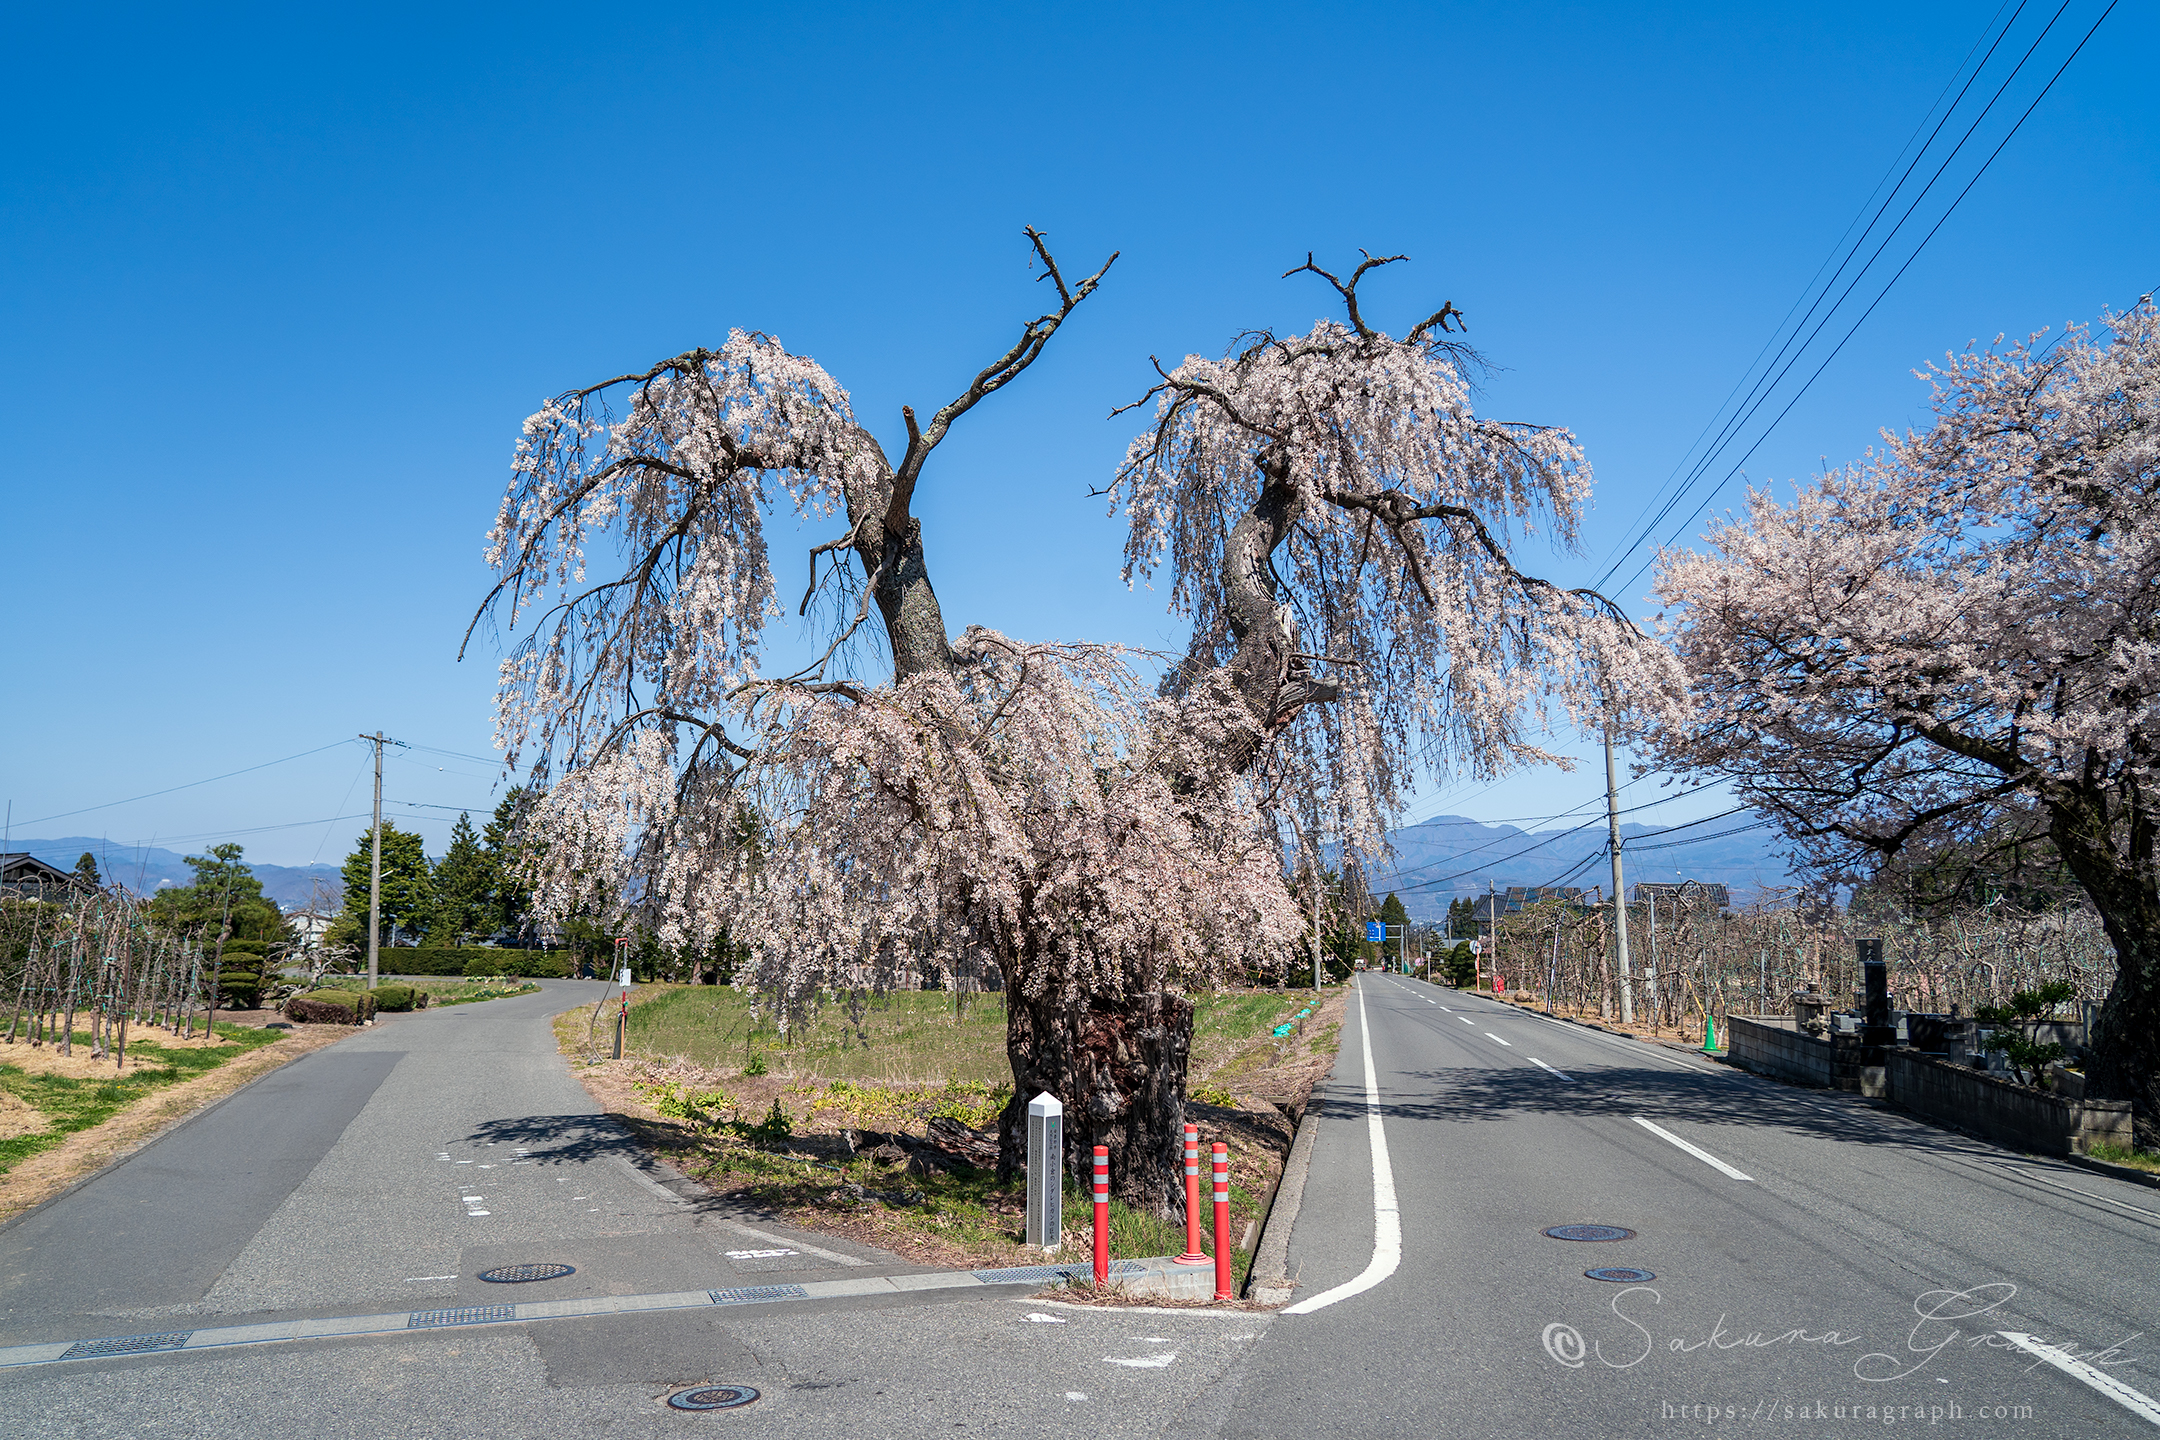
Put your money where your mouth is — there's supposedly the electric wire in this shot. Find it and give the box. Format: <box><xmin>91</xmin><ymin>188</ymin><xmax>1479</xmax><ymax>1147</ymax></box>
<box><xmin>1611</xmin><ymin>0</ymin><xmax>2120</xmax><ymax>599</ymax></box>
<box><xmin>11</xmin><ymin>740</ymin><xmax>358</xmax><ymax>828</ymax></box>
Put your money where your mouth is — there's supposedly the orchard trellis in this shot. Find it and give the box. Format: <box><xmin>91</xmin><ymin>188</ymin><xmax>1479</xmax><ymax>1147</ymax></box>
<box><xmin>1490</xmin><ymin>891</ymin><xmax>2110</xmax><ymax>1040</ymax></box>
<box><xmin>0</xmin><ymin>887</ymin><xmax>284</xmax><ymax>1063</ymax></box>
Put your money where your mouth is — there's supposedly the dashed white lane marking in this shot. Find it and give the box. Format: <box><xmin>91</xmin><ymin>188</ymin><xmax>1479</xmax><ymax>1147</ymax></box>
<box><xmin>1999</xmin><ymin>1332</ymin><xmax>2160</xmax><ymax>1425</ymax></box>
<box><xmin>404</xmin><ymin>1275</ymin><xmax>457</xmax><ymax>1282</ymax></box>
<box><xmin>1631</xmin><ymin>1116</ymin><xmax>1753</xmax><ymax>1181</ymax></box>
<box><xmin>1025</xmin><ymin>1314</ymin><xmax>1068</xmax><ymax>1324</ymax></box>
<box><xmin>1485</xmin><ymin>1033</ymin><xmax>1513</xmax><ymax>1047</ymax></box>
<box><xmin>1457</xmin><ymin>1016</ymin><xmax>1474</xmax><ymax>1025</ymax></box>
<box><xmin>726</xmin><ymin>1249</ymin><xmax>796</xmax><ymax>1259</ymax></box>
<box><xmin>1104</xmin><ymin>1352</ymin><xmax>1177</xmax><ymax>1368</ymax></box>
<box><xmin>1065</xmin><ymin>1392</ymin><xmax>1089</xmax><ymax>1401</ymax></box>
<box><xmin>1530</xmin><ymin>1057</ymin><xmax>1575</xmax><ymax>1081</ymax></box>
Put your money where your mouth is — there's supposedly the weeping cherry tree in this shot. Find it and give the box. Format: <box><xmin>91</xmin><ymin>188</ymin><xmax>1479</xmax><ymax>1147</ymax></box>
<box><xmin>472</xmin><ymin>235</ymin><xmax>1668</xmax><ymax>1211</ymax></box>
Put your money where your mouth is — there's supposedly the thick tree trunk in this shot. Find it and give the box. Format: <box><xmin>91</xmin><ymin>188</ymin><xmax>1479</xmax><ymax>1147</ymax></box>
<box><xmin>995</xmin><ymin>989</ymin><xmax>1195</xmax><ymax>1221</ymax></box>
<box><xmin>2050</xmin><ymin>798</ymin><xmax>2160</xmax><ymax>1148</ymax></box>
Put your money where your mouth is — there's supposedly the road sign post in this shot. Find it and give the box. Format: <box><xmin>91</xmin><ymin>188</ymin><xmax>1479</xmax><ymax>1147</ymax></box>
<box><xmin>1025</xmin><ymin>1093</ymin><xmax>1063</xmax><ymax>1250</ymax></box>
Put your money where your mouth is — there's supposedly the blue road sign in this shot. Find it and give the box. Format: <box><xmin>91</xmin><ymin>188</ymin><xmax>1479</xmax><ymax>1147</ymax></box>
<box><xmin>1366</xmin><ymin>921</ymin><xmax>1385</xmax><ymax>942</ymax></box>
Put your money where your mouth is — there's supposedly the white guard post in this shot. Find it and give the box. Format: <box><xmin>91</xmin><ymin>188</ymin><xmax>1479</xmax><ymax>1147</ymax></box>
<box><xmin>1026</xmin><ymin>1092</ymin><xmax>1063</xmax><ymax>1250</ymax></box>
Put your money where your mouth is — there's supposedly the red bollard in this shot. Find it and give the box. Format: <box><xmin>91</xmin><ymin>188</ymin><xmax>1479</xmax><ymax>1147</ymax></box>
<box><xmin>1176</xmin><ymin>1125</ymin><xmax>1209</xmax><ymax>1265</ymax></box>
<box><xmin>1211</xmin><ymin>1142</ymin><xmax>1233</xmax><ymax>1301</ymax></box>
<box><xmin>1092</xmin><ymin>1146</ymin><xmax>1110</xmax><ymax>1286</ymax></box>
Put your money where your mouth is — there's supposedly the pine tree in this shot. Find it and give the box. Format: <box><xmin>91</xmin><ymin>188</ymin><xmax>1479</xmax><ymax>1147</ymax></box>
<box><xmin>429</xmin><ymin>812</ymin><xmax>493</xmax><ymax>945</ymax></box>
<box><xmin>336</xmin><ymin>824</ymin><xmax>434</xmax><ymax>950</ymax></box>
<box><xmin>71</xmin><ymin>852</ymin><xmax>101</xmax><ymax>888</ymax></box>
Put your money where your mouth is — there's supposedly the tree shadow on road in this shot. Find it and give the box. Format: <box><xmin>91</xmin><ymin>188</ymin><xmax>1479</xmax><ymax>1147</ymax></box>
<box><xmin>459</xmin><ymin>1113</ymin><xmax>643</xmax><ymax>1163</ymax></box>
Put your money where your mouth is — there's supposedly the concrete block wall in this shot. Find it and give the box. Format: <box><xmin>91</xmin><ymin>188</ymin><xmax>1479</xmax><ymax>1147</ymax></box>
<box><xmin>1885</xmin><ymin>1050</ymin><xmax>2131</xmax><ymax>1156</ymax></box>
<box><xmin>1727</xmin><ymin>1015</ymin><xmax>1833</xmax><ymax>1088</ymax></box>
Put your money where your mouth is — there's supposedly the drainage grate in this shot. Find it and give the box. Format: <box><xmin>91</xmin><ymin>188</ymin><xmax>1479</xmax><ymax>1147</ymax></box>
<box><xmin>1586</xmin><ymin>1267</ymin><xmax>1657</xmax><ymax>1283</ymax></box>
<box><xmin>668</xmin><ymin>1385</ymin><xmax>761</xmax><ymax>1411</ymax></box>
<box><xmin>971</xmin><ymin>1261</ymin><xmax>1147</xmax><ymax>1285</ymax></box>
<box><xmin>1542</xmin><ymin>1224</ymin><xmax>1636</xmax><ymax>1242</ymax></box>
<box><xmin>479</xmin><ymin>1264</ymin><xmax>576</xmax><ymax>1284</ymax></box>
<box><xmin>707</xmin><ymin>1285</ymin><xmax>809</xmax><ymax>1306</ymax></box>
<box><xmin>60</xmin><ymin>1331</ymin><xmax>192</xmax><ymax>1360</ymax></box>
<box><xmin>407</xmin><ymin>1305</ymin><xmax>516</xmax><ymax>1328</ymax></box>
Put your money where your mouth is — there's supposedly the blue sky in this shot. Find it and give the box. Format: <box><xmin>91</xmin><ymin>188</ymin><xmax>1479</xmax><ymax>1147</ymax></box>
<box><xmin>3</xmin><ymin>2</ymin><xmax>2152</xmax><ymax>869</ymax></box>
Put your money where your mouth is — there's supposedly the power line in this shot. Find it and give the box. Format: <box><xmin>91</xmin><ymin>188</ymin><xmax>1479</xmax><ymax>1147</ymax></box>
<box><xmin>1587</xmin><ymin>0</ymin><xmax>2032</xmax><ymax>587</ymax></box>
<box><xmin>11</xmin><ymin>740</ymin><xmax>357</xmax><ymax>828</ymax></box>
<box><xmin>1590</xmin><ymin>0</ymin><xmax>2112</xmax><ymax>599</ymax></box>
<box><xmin>1611</xmin><ymin>0</ymin><xmax>2119</xmax><ymax>599</ymax></box>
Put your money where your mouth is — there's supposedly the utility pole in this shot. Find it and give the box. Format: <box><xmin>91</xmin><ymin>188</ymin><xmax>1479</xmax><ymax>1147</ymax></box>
<box><xmin>359</xmin><ymin>731</ymin><xmax>391</xmax><ymax>993</ymax></box>
<box><xmin>1310</xmin><ymin>835</ymin><xmax>1323</xmax><ymax>992</ymax></box>
<box><xmin>1604</xmin><ymin>718</ymin><xmax>1635</xmax><ymax>1025</ymax></box>
<box><xmin>1484</xmin><ymin>877</ymin><xmax>1496</xmax><ymax>992</ymax></box>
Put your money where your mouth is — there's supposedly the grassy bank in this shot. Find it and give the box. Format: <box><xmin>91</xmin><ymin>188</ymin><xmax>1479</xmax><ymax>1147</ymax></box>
<box><xmin>561</xmin><ymin>981</ymin><xmax>1350</xmax><ymax>1289</ymax></box>
<box><xmin>619</xmin><ymin>986</ymin><xmax>1011</xmax><ymax>1084</ymax></box>
<box><xmin>312</xmin><ymin>976</ymin><xmax>543</xmax><ymax>1008</ymax></box>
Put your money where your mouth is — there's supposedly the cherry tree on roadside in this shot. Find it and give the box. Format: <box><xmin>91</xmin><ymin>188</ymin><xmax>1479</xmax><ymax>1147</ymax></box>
<box><xmin>1648</xmin><ymin>300</ymin><xmax>2160</xmax><ymax>1144</ymax></box>
<box><xmin>471</xmin><ymin>234</ymin><xmax>1664</xmax><ymax>1209</ymax></box>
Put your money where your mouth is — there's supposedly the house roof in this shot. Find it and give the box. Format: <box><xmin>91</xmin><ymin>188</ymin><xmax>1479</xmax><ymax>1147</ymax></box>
<box><xmin>1</xmin><ymin>853</ymin><xmax>74</xmax><ymax>885</ymax></box>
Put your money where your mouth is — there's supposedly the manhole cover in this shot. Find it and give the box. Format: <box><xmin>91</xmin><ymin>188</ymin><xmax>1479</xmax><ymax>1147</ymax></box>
<box><xmin>668</xmin><ymin>1386</ymin><xmax>761</xmax><ymax>1411</ymax></box>
<box><xmin>1586</xmin><ymin>1267</ymin><xmax>1657</xmax><ymax>1282</ymax></box>
<box><xmin>1542</xmin><ymin>1224</ymin><xmax>1636</xmax><ymax>1242</ymax></box>
<box><xmin>478</xmin><ymin>1263</ymin><xmax>577</xmax><ymax>1283</ymax></box>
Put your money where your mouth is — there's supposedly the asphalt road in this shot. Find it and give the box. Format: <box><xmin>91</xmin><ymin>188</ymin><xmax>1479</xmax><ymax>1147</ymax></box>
<box><xmin>0</xmin><ymin>976</ymin><xmax>2152</xmax><ymax>1439</ymax></box>
<box><xmin>1231</xmin><ymin>975</ymin><xmax>2160</xmax><ymax>1439</ymax></box>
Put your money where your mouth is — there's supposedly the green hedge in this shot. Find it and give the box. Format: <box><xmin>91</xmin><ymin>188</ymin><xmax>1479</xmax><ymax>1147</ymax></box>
<box><xmin>376</xmin><ymin>947</ymin><xmax>575</xmax><ymax>978</ymax></box>
<box><xmin>371</xmin><ymin>984</ymin><xmax>427</xmax><ymax>1012</ymax></box>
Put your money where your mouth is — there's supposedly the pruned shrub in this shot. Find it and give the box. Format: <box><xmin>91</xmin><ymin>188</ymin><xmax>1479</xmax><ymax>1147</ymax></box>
<box><xmin>285</xmin><ymin>990</ymin><xmax>379</xmax><ymax>1024</ymax></box>
<box><xmin>371</xmin><ymin>984</ymin><xmax>428</xmax><ymax>1012</ymax></box>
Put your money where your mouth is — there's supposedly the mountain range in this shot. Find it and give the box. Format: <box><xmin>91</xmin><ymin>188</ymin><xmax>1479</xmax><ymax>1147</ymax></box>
<box><xmin>7</xmin><ymin>837</ymin><xmax>344</xmax><ymax>911</ymax></box>
<box><xmin>1357</xmin><ymin>811</ymin><xmax>1796</xmax><ymax>922</ymax></box>
<box><xmin>12</xmin><ymin>807</ymin><xmax>1796</xmax><ymax>923</ymax></box>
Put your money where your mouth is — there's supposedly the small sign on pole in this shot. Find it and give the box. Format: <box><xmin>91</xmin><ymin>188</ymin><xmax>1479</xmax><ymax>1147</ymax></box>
<box><xmin>1365</xmin><ymin>921</ymin><xmax>1384</xmax><ymax>943</ymax></box>
<box><xmin>1025</xmin><ymin>1092</ymin><xmax>1062</xmax><ymax>1250</ymax></box>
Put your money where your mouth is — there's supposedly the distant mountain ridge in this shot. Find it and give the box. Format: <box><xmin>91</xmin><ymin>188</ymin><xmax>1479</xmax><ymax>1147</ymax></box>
<box><xmin>14</xmin><ymin>808</ymin><xmax>1790</xmax><ymax>923</ymax></box>
<box><xmin>1364</xmin><ymin>811</ymin><xmax>1794</xmax><ymax>922</ymax></box>
<box><xmin>7</xmin><ymin>837</ymin><xmax>342</xmax><ymax>911</ymax></box>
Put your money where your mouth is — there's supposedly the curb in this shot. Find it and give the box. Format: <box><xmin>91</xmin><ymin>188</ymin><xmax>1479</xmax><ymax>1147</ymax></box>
<box><xmin>1245</xmin><ymin>1078</ymin><xmax>1326</xmax><ymax>1304</ymax></box>
<box><xmin>0</xmin><ymin>1262</ymin><xmax>1154</xmax><ymax>1371</ymax></box>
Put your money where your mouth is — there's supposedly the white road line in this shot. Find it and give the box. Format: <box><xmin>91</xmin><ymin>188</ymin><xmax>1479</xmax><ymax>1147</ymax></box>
<box><xmin>1458</xmin><ymin>1016</ymin><xmax>1474</xmax><ymax>1025</ymax></box>
<box><xmin>1631</xmin><ymin>1116</ymin><xmax>1753</xmax><ymax>1181</ymax></box>
<box><xmin>1485</xmin><ymin>1033</ymin><xmax>1513</xmax><ymax>1047</ymax></box>
<box><xmin>1283</xmin><ymin>982</ymin><xmax>1399</xmax><ymax>1316</ymax></box>
<box><xmin>1999</xmin><ymin>1332</ymin><xmax>2160</xmax><ymax>1426</ymax></box>
<box><xmin>1983</xmin><ymin>1161</ymin><xmax>2160</xmax><ymax>1224</ymax></box>
<box><xmin>1530</xmin><ymin>1058</ymin><xmax>1575</xmax><ymax>1081</ymax></box>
